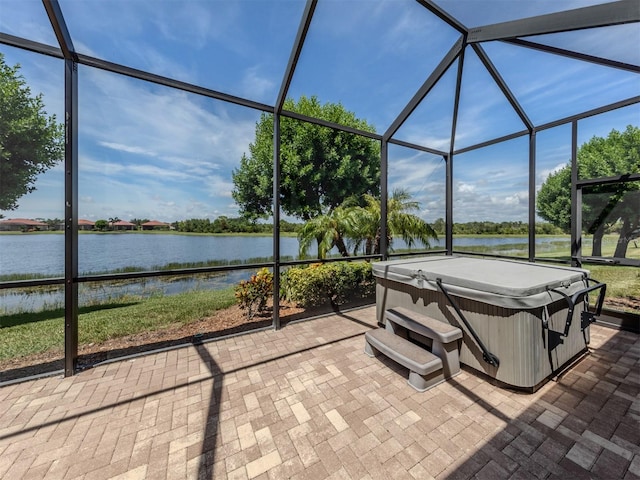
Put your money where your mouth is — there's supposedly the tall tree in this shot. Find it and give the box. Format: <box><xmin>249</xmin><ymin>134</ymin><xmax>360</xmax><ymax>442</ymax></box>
<box><xmin>0</xmin><ymin>54</ymin><xmax>64</xmax><ymax>213</ymax></box>
<box><xmin>537</xmin><ymin>125</ymin><xmax>640</xmax><ymax>258</ymax></box>
<box><xmin>232</xmin><ymin>95</ymin><xmax>380</xmax><ymax>221</ymax></box>
<box><xmin>108</xmin><ymin>217</ymin><xmax>121</xmax><ymax>231</ymax></box>
<box><xmin>94</xmin><ymin>219</ymin><xmax>108</xmax><ymax>231</ymax></box>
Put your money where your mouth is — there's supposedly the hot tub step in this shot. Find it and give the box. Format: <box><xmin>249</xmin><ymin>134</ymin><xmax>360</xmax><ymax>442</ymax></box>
<box><xmin>385</xmin><ymin>307</ymin><xmax>462</xmax><ymax>379</ymax></box>
<box><xmin>364</xmin><ymin>328</ymin><xmax>444</xmax><ymax>392</ymax></box>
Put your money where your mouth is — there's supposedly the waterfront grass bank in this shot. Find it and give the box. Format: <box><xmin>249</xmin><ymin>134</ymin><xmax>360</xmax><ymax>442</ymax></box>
<box><xmin>0</xmin><ymin>288</ymin><xmax>236</xmax><ymax>363</ymax></box>
<box><xmin>1</xmin><ymin>264</ymin><xmax>637</xmax><ymax>367</ymax></box>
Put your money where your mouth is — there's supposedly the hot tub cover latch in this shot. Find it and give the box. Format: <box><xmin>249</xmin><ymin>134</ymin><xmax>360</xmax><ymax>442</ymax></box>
<box><xmin>547</xmin><ymin>278</ymin><xmax>607</xmax><ymax>337</ymax></box>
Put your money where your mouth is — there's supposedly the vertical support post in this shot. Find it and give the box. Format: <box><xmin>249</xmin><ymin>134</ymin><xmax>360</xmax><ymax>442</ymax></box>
<box><xmin>64</xmin><ymin>58</ymin><xmax>78</xmax><ymax>376</ymax></box>
<box><xmin>528</xmin><ymin>130</ymin><xmax>536</xmax><ymax>262</ymax></box>
<box><xmin>273</xmin><ymin>0</ymin><xmax>315</xmax><ymax>329</ymax></box>
<box><xmin>380</xmin><ymin>140</ymin><xmax>388</xmax><ymax>260</ymax></box>
<box><xmin>448</xmin><ymin>46</ymin><xmax>465</xmax><ymax>256</ymax></box>
<box><xmin>570</xmin><ymin>120</ymin><xmax>582</xmax><ymax>267</ymax></box>
<box><xmin>272</xmin><ymin>114</ymin><xmax>281</xmax><ymax>330</ymax></box>
<box><xmin>445</xmin><ymin>154</ymin><xmax>453</xmax><ymax>255</ymax></box>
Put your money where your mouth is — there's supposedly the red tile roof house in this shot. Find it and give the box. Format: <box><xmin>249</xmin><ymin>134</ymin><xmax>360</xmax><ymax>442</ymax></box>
<box><xmin>141</xmin><ymin>220</ymin><xmax>171</xmax><ymax>231</ymax></box>
<box><xmin>78</xmin><ymin>219</ymin><xmax>95</xmax><ymax>230</ymax></box>
<box><xmin>55</xmin><ymin>219</ymin><xmax>95</xmax><ymax>230</ymax></box>
<box><xmin>111</xmin><ymin>220</ymin><xmax>136</xmax><ymax>231</ymax></box>
<box><xmin>0</xmin><ymin>218</ymin><xmax>49</xmax><ymax>232</ymax></box>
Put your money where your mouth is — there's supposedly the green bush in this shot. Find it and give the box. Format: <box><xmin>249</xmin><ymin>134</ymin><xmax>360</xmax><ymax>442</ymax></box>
<box><xmin>235</xmin><ymin>268</ymin><xmax>273</xmax><ymax>319</ymax></box>
<box><xmin>281</xmin><ymin>261</ymin><xmax>374</xmax><ymax>308</ymax></box>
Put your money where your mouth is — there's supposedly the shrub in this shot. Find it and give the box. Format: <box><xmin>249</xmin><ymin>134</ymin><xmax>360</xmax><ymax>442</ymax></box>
<box><xmin>281</xmin><ymin>261</ymin><xmax>374</xmax><ymax>308</ymax></box>
<box><xmin>281</xmin><ymin>264</ymin><xmax>326</xmax><ymax>307</ymax></box>
<box><xmin>235</xmin><ymin>268</ymin><xmax>273</xmax><ymax>319</ymax></box>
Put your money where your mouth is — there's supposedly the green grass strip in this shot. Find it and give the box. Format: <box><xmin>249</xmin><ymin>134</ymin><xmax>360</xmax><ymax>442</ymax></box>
<box><xmin>0</xmin><ymin>288</ymin><xmax>236</xmax><ymax>362</ymax></box>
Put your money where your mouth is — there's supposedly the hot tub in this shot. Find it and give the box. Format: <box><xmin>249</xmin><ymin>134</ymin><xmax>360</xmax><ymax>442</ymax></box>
<box><xmin>373</xmin><ymin>255</ymin><xmax>606</xmax><ymax>390</ymax></box>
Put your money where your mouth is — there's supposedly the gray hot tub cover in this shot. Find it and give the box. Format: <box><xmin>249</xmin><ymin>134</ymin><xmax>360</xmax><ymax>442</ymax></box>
<box><xmin>373</xmin><ymin>256</ymin><xmax>591</xmax><ymax>309</ymax></box>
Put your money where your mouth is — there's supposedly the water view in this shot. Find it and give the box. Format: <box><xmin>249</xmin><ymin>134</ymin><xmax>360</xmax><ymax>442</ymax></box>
<box><xmin>0</xmin><ymin>233</ymin><xmax>573</xmax><ymax>277</ymax></box>
<box><xmin>0</xmin><ymin>233</ymin><xmax>571</xmax><ymax>313</ymax></box>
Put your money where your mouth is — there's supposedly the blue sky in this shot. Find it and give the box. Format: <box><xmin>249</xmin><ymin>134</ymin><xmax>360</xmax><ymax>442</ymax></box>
<box><xmin>1</xmin><ymin>0</ymin><xmax>638</xmax><ymax>224</ymax></box>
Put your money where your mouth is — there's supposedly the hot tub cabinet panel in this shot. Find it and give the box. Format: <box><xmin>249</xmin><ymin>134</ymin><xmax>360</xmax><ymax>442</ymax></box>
<box><xmin>373</xmin><ymin>256</ymin><xmax>602</xmax><ymax>390</ymax></box>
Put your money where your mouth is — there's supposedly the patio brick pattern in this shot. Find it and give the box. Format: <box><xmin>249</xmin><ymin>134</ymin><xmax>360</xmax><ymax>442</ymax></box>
<box><xmin>0</xmin><ymin>306</ymin><xmax>638</xmax><ymax>479</ymax></box>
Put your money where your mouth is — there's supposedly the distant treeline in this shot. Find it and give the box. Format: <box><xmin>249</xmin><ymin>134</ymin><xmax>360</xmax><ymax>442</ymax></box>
<box><xmin>431</xmin><ymin>218</ymin><xmax>564</xmax><ymax>236</ymax></box>
<box><xmin>457</xmin><ymin>221</ymin><xmax>565</xmax><ymax>235</ymax></box>
<box><xmin>174</xmin><ymin>217</ymin><xmax>565</xmax><ymax>236</ymax></box>
<box><xmin>173</xmin><ymin>217</ymin><xmax>301</xmax><ymax>234</ymax></box>
<box><xmin>25</xmin><ymin>216</ymin><xmax>566</xmax><ymax>236</ymax></box>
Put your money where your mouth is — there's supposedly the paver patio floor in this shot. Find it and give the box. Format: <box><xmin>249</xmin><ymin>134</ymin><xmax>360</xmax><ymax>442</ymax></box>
<box><xmin>0</xmin><ymin>306</ymin><xmax>638</xmax><ymax>479</ymax></box>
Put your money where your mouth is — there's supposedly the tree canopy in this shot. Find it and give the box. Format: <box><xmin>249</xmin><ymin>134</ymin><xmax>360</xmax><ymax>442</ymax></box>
<box><xmin>232</xmin><ymin>95</ymin><xmax>380</xmax><ymax>221</ymax></box>
<box><xmin>0</xmin><ymin>54</ymin><xmax>64</xmax><ymax>213</ymax></box>
<box><xmin>537</xmin><ymin>125</ymin><xmax>640</xmax><ymax>258</ymax></box>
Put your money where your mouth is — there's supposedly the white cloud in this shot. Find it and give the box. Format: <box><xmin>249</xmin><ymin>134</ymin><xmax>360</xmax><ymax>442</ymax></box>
<box><xmin>532</xmin><ymin>23</ymin><xmax>640</xmax><ymax>67</ymax></box>
<box><xmin>482</xmin><ymin>40</ymin><xmax>639</xmax><ymax>126</ymax></box>
<box><xmin>241</xmin><ymin>67</ymin><xmax>276</xmax><ymax>101</ymax></box>
<box><xmin>2</xmin><ymin>60</ymin><xmax>260</xmax><ymax>221</ymax></box>
<box><xmin>494</xmin><ymin>191</ymin><xmax>528</xmax><ymax>207</ymax></box>
<box><xmin>457</xmin><ymin>182</ymin><xmax>475</xmax><ymax>193</ymax></box>
<box><xmin>395</xmin><ymin>128</ymin><xmax>452</xmax><ymax>152</ymax></box>
<box><xmin>389</xmin><ymin>154</ymin><xmax>444</xmax><ymax>187</ymax></box>
<box><xmin>537</xmin><ymin>162</ymin><xmax>567</xmax><ymax>182</ymax></box>
<box><xmin>123</xmin><ymin>164</ymin><xmax>194</xmax><ymax>182</ymax></box>
<box><xmin>99</xmin><ymin>142</ymin><xmax>158</xmax><ymax>157</ymax></box>
<box><xmin>205</xmin><ymin>175</ymin><xmax>235</xmax><ymax>199</ymax></box>
<box><xmin>80</xmin><ymin>72</ymin><xmax>256</xmax><ymax>168</ymax></box>
<box><xmin>453</xmin><ymin>187</ymin><xmax>530</xmax><ymax>222</ymax></box>
<box><xmin>127</xmin><ymin>42</ymin><xmax>196</xmax><ymax>84</ymax></box>
<box><xmin>453</xmin><ymin>165</ymin><xmax>530</xmax><ymax>222</ymax></box>
<box><xmin>387</xmin><ymin>149</ymin><xmax>447</xmax><ymax>222</ymax></box>
<box><xmin>454</xmin><ymin>73</ymin><xmax>526</xmax><ymax>148</ymax></box>
<box><xmin>80</xmin><ymin>157</ymin><xmax>125</xmax><ymax>176</ymax></box>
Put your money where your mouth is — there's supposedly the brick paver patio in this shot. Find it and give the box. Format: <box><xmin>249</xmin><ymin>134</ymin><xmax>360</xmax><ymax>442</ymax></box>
<box><xmin>0</xmin><ymin>306</ymin><xmax>638</xmax><ymax>479</ymax></box>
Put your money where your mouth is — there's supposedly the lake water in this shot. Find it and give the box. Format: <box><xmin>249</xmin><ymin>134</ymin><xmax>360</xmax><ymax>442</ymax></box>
<box><xmin>0</xmin><ymin>233</ymin><xmax>571</xmax><ymax>277</ymax></box>
<box><xmin>0</xmin><ymin>233</ymin><xmax>570</xmax><ymax>312</ymax></box>
<box><xmin>0</xmin><ymin>234</ymin><xmax>303</xmax><ymax>277</ymax></box>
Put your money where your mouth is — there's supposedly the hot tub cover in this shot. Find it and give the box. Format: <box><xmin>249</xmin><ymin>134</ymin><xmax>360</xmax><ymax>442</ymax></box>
<box><xmin>373</xmin><ymin>256</ymin><xmax>591</xmax><ymax>309</ymax></box>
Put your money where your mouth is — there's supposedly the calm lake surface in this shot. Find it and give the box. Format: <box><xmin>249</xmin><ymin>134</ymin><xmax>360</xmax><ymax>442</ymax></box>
<box><xmin>0</xmin><ymin>233</ymin><xmax>570</xmax><ymax>277</ymax></box>
<box><xmin>1</xmin><ymin>234</ymin><xmax>301</xmax><ymax>277</ymax></box>
<box><xmin>0</xmin><ymin>233</ymin><xmax>570</xmax><ymax>312</ymax></box>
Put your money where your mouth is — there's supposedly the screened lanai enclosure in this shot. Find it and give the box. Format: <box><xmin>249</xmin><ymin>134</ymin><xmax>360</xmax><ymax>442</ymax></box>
<box><xmin>0</xmin><ymin>0</ymin><xmax>638</xmax><ymax>381</ymax></box>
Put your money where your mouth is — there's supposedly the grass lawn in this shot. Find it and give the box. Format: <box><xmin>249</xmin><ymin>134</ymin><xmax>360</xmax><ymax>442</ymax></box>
<box><xmin>585</xmin><ymin>264</ymin><xmax>640</xmax><ymax>300</ymax></box>
<box><xmin>0</xmin><ymin>288</ymin><xmax>236</xmax><ymax>362</ymax></box>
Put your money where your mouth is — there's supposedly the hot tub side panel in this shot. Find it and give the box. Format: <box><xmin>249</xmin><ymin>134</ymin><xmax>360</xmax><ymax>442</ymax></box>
<box><xmin>376</xmin><ymin>278</ymin><xmax>588</xmax><ymax>389</ymax></box>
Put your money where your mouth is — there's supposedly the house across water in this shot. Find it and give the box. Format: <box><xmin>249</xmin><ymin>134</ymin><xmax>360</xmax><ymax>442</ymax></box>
<box><xmin>0</xmin><ymin>218</ymin><xmax>49</xmax><ymax>232</ymax></box>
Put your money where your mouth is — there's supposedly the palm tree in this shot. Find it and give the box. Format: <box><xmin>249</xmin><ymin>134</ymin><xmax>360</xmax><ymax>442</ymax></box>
<box><xmin>108</xmin><ymin>216</ymin><xmax>121</xmax><ymax>231</ymax></box>
<box><xmin>382</xmin><ymin>188</ymin><xmax>438</xmax><ymax>253</ymax></box>
<box><xmin>298</xmin><ymin>206</ymin><xmax>353</xmax><ymax>259</ymax></box>
<box><xmin>298</xmin><ymin>189</ymin><xmax>437</xmax><ymax>258</ymax></box>
<box><xmin>347</xmin><ymin>189</ymin><xmax>437</xmax><ymax>255</ymax></box>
